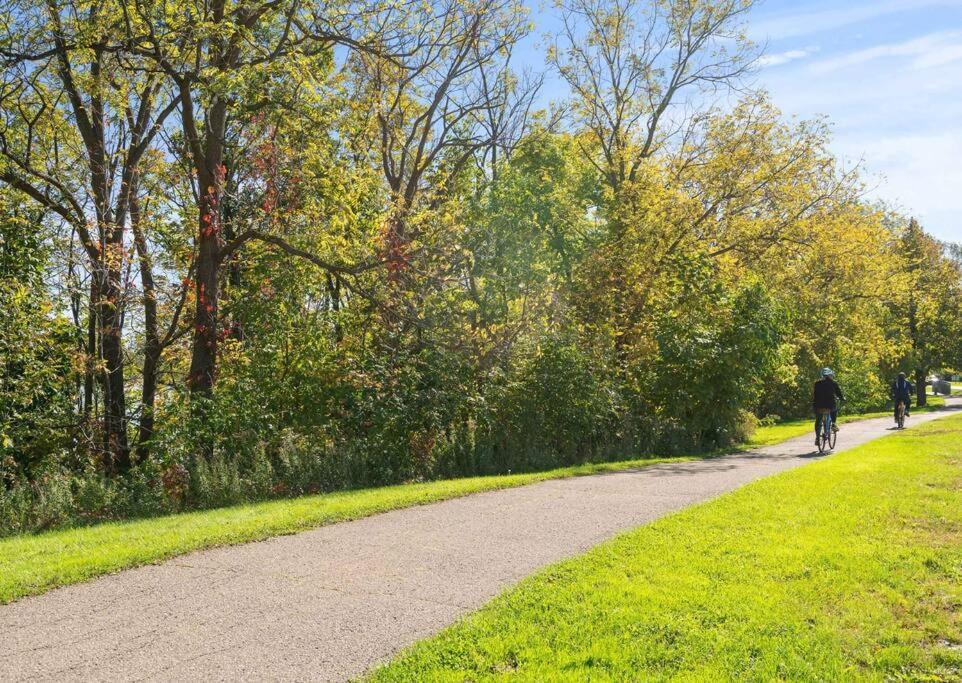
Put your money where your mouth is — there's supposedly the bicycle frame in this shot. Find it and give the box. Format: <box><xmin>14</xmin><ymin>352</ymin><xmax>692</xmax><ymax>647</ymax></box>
<box><xmin>896</xmin><ymin>400</ymin><xmax>906</xmax><ymax>429</ymax></box>
<box><xmin>819</xmin><ymin>411</ymin><xmax>832</xmax><ymax>436</ymax></box>
<box><xmin>816</xmin><ymin>410</ymin><xmax>834</xmax><ymax>452</ymax></box>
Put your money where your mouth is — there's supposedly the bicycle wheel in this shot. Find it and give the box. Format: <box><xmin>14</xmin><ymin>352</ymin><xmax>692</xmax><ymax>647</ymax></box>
<box><xmin>818</xmin><ymin>414</ymin><xmax>831</xmax><ymax>453</ymax></box>
<box><xmin>897</xmin><ymin>404</ymin><xmax>905</xmax><ymax>429</ymax></box>
<box><xmin>828</xmin><ymin>425</ymin><xmax>837</xmax><ymax>450</ymax></box>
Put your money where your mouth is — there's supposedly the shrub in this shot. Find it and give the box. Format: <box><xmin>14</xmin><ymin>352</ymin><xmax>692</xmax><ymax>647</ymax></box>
<box><xmin>484</xmin><ymin>337</ymin><xmax>619</xmax><ymax>472</ymax></box>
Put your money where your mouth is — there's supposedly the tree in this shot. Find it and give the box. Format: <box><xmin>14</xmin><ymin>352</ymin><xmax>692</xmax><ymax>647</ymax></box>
<box><xmin>0</xmin><ymin>0</ymin><xmax>179</xmax><ymax>470</ymax></box>
<box><xmin>122</xmin><ymin>0</ymin><xmax>398</xmax><ymax>400</ymax></box>
<box><xmin>550</xmin><ymin>0</ymin><xmax>757</xmax><ymax>194</ymax></box>
<box><xmin>894</xmin><ymin>218</ymin><xmax>962</xmax><ymax>406</ymax></box>
<box><xmin>355</xmin><ymin>0</ymin><xmax>534</xmax><ymax>259</ymax></box>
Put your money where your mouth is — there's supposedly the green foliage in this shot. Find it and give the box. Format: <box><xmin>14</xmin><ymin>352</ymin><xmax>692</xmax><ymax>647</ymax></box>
<box><xmin>0</xmin><ymin>0</ymin><xmax>960</xmax><ymax>536</ymax></box>
<box><xmin>890</xmin><ymin>219</ymin><xmax>962</xmax><ymax>385</ymax></box>
<box><xmin>472</xmin><ymin>131</ymin><xmax>599</xmax><ymax>290</ymax></box>
<box><xmin>0</xmin><ymin>201</ymin><xmax>77</xmax><ymax>482</ymax></box>
<box><xmin>0</xmin><ymin>463</ymin><xmax>173</xmax><ymax>535</ymax></box>
<box><xmin>485</xmin><ymin>337</ymin><xmax>619</xmax><ymax>470</ymax></box>
<box><xmin>643</xmin><ymin>274</ymin><xmax>788</xmax><ymax>451</ymax></box>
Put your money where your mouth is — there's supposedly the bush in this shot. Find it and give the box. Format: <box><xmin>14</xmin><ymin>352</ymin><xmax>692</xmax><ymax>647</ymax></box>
<box><xmin>0</xmin><ymin>463</ymin><xmax>176</xmax><ymax>536</ymax></box>
<box><xmin>833</xmin><ymin>345</ymin><xmax>888</xmax><ymax>414</ymax></box>
<box><xmin>483</xmin><ymin>338</ymin><xmax>619</xmax><ymax>472</ymax></box>
<box><xmin>637</xmin><ymin>279</ymin><xmax>787</xmax><ymax>453</ymax></box>
<box><xmin>0</xmin><ymin>214</ymin><xmax>78</xmax><ymax>480</ymax></box>
<box><xmin>190</xmin><ymin>453</ymin><xmax>245</xmax><ymax>509</ymax></box>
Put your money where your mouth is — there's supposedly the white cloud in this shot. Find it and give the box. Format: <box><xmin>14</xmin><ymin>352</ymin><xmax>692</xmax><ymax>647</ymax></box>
<box><xmin>915</xmin><ymin>43</ymin><xmax>962</xmax><ymax>68</ymax></box>
<box><xmin>750</xmin><ymin>0</ymin><xmax>962</xmax><ymax>40</ymax></box>
<box><xmin>758</xmin><ymin>47</ymin><xmax>820</xmax><ymax>68</ymax></box>
<box><xmin>852</xmin><ymin>132</ymin><xmax>962</xmax><ymax>241</ymax></box>
<box><xmin>809</xmin><ymin>30</ymin><xmax>962</xmax><ymax>73</ymax></box>
<box><xmin>753</xmin><ymin>22</ymin><xmax>962</xmax><ymax>241</ymax></box>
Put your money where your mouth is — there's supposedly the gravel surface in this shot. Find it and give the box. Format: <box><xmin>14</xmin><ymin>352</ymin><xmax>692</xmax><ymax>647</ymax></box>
<box><xmin>2</xmin><ymin>400</ymin><xmax>958</xmax><ymax>682</ymax></box>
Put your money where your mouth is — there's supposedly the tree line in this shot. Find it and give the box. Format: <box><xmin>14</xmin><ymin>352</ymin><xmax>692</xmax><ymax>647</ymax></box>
<box><xmin>1</xmin><ymin>0</ymin><xmax>960</xmax><ymax>533</ymax></box>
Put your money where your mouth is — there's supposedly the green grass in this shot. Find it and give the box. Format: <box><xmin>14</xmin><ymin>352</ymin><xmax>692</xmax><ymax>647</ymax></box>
<box><xmin>372</xmin><ymin>414</ymin><xmax>962</xmax><ymax>682</ymax></box>
<box><xmin>0</xmin><ymin>456</ymin><xmax>696</xmax><ymax>605</ymax></box>
<box><xmin>746</xmin><ymin>395</ymin><xmax>947</xmax><ymax>448</ymax></box>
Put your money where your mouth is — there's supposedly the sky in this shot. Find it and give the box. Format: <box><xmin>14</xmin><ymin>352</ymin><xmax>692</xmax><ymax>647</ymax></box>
<box><xmin>519</xmin><ymin>0</ymin><xmax>962</xmax><ymax>243</ymax></box>
<box><xmin>749</xmin><ymin>0</ymin><xmax>962</xmax><ymax>243</ymax></box>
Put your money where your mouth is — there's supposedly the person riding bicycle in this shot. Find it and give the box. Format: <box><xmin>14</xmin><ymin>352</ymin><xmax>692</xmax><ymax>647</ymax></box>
<box><xmin>891</xmin><ymin>372</ymin><xmax>914</xmax><ymax>422</ymax></box>
<box><xmin>813</xmin><ymin>368</ymin><xmax>844</xmax><ymax>445</ymax></box>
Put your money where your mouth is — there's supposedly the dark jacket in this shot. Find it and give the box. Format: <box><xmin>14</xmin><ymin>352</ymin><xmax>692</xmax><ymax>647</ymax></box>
<box><xmin>891</xmin><ymin>377</ymin><xmax>914</xmax><ymax>402</ymax></box>
<box><xmin>813</xmin><ymin>377</ymin><xmax>844</xmax><ymax>411</ymax></box>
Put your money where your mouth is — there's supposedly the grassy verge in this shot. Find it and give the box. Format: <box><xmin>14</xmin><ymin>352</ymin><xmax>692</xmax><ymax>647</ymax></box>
<box><xmin>3</xmin><ymin>401</ymin><xmax>946</xmax><ymax>606</ymax></box>
<box><xmin>747</xmin><ymin>395</ymin><xmax>946</xmax><ymax>448</ymax></box>
<box><xmin>0</xmin><ymin>456</ymin><xmax>696</xmax><ymax>605</ymax></box>
<box><xmin>372</xmin><ymin>414</ymin><xmax>962</xmax><ymax>682</ymax></box>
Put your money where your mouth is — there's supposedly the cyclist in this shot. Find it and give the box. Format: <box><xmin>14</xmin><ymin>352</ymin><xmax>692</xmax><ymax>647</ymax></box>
<box><xmin>813</xmin><ymin>367</ymin><xmax>844</xmax><ymax>446</ymax></box>
<box><xmin>891</xmin><ymin>372</ymin><xmax>914</xmax><ymax>424</ymax></box>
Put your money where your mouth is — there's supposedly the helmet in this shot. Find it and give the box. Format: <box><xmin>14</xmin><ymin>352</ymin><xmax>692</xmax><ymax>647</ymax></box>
<box><xmin>898</xmin><ymin>371</ymin><xmax>906</xmax><ymax>379</ymax></box>
<box><xmin>821</xmin><ymin>367</ymin><xmax>834</xmax><ymax>377</ymax></box>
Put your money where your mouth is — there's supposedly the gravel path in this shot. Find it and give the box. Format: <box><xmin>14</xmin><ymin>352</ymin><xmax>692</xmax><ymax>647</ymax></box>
<box><xmin>2</xmin><ymin>400</ymin><xmax>959</xmax><ymax>682</ymax></box>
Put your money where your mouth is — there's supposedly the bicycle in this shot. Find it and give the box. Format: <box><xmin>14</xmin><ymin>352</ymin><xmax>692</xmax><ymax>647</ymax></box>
<box><xmin>815</xmin><ymin>408</ymin><xmax>836</xmax><ymax>453</ymax></box>
<box><xmin>895</xmin><ymin>400</ymin><xmax>907</xmax><ymax>429</ymax></box>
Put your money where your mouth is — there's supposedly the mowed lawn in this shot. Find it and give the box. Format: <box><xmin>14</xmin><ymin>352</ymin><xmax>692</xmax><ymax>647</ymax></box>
<box><xmin>372</xmin><ymin>414</ymin><xmax>962</xmax><ymax>682</ymax></box>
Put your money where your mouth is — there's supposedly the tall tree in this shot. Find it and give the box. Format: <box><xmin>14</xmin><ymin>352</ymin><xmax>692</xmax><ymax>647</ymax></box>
<box><xmin>357</xmin><ymin>0</ymin><xmax>533</xmax><ymax>254</ymax></box>
<box><xmin>125</xmin><ymin>0</ymin><xmax>395</xmax><ymax>400</ymax></box>
<box><xmin>550</xmin><ymin>0</ymin><xmax>756</xmax><ymax>193</ymax></box>
<box><xmin>895</xmin><ymin>218</ymin><xmax>962</xmax><ymax>406</ymax></box>
<box><xmin>0</xmin><ymin>0</ymin><xmax>178</xmax><ymax>470</ymax></box>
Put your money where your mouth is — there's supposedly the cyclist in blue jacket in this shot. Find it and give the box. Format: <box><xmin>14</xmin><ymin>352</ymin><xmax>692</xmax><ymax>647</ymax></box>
<box><xmin>891</xmin><ymin>372</ymin><xmax>914</xmax><ymax>422</ymax></box>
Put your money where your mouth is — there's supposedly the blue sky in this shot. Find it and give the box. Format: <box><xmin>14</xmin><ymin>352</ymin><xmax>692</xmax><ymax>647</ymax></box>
<box><xmin>750</xmin><ymin>0</ymin><xmax>962</xmax><ymax>242</ymax></box>
<box><xmin>519</xmin><ymin>0</ymin><xmax>962</xmax><ymax>242</ymax></box>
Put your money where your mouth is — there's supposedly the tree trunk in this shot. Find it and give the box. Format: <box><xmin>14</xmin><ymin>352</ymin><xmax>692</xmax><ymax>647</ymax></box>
<box><xmin>84</xmin><ymin>278</ymin><xmax>97</xmax><ymax>419</ymax></box>
<box><xmin>138</xmin><ymin>335</ymin><xmax>159</xmax><ymax>458</ymax></box>
<box><xmin>188</xmin><ymin>187</ymin><xmax>221</xmax><ymax>395</ymax></box>
<box><xmin>130</xmin><ymin>188</ymin><xmax>159</xmax><ymax>458</ymax></box>
<box><xmin>915</xmin><ymin>368</ymin><xmax>927</xmax><ymax>407</ymax></box>
<box><xmin>186</xmin><ymin>189</ymin><xmax>221</xmax><ymax>466</ymax></box>
<box><xmin>97</xmin><ymin>240</ymin><xmax>131</xmax><ymax>473</ymax></box>
<box><xmin>326</xmin><ymin>273</ymin><xmax>342</xmax><ymax>343</ymax></box>
<box><xmin>185</xmin><ymin>90</ymin><xmax>227</xmax><ymax>399</ymax></box>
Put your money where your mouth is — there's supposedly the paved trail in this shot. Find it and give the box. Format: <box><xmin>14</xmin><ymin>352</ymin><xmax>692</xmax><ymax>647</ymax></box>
<box><xmin>2</xmin><ymin>400</ymin><xmax>959</xmax><ymax>682</ymax></box>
